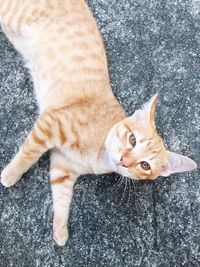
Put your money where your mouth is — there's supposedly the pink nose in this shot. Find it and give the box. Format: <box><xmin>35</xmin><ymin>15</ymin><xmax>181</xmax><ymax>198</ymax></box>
<box><xmin>117</xmin><ymin>156</ymin><xmax>131</xmax><ymax>168</ymax></box>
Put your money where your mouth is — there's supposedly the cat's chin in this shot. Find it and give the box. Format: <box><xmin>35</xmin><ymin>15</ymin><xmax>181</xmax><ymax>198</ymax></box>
<box><xmin>116</xmin><ymin>167</ymin><xmax>131</xmax><ymax>178</ymax></box>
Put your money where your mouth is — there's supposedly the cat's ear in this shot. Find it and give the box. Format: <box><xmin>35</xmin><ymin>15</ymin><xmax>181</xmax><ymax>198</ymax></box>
<box><xmin>159</xmin><ymin>151</ymin><xmax>197</xmax><ymax>177</ymax></box>
<box><xmin>131</xmin><ymin>93</ymin><xmax>159</xmax><ymax>127</ymax></box>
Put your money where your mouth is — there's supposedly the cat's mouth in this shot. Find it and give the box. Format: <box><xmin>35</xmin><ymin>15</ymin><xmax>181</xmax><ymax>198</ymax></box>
<box><xmin>117</xmin><ymin>161</ymin><xmax>128</xmax><ymax>168</ymax></box>
<box><xmin>112</xmin><ymin>158</ymin><xmax>128</xmax><ymax>171</ymax></box>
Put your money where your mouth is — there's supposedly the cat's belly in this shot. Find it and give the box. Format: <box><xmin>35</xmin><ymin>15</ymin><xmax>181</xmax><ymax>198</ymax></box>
<box><xmin>1</xmin><ymin>0</ymin><xmax>111</xmax><ymax>111</ymax></box>
<box><xmin>58</xmin><ymin>147</ymin><xmax>110</xmax><ymax>175</ymax></box>
<box><xmin>11</xmin><ymin>15</ymin><xmax>110</xmax><ymax>111</ymax></box>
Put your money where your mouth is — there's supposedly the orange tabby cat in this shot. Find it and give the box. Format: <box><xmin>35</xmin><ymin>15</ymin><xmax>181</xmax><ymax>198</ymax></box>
<box><xmin>0</xmin><ymin>0</ymin><xmax>197</xmax><ymax>246</ymax></box>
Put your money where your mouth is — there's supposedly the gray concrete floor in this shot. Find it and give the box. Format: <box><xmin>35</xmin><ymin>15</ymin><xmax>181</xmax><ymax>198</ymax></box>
<box><xmin>0</xmin><ymin>0</ymin><xmax>200</xmax><ymax>266</ymax></box>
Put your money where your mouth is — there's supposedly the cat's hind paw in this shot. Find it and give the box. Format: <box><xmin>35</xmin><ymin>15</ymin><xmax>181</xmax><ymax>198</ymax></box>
<box><xmin>1</xmin><ymin>165</ymin><xmax>21</xmax><ymax>187</ymax></box>
<box><xmin>53</xmin><ymin>225</ymin><xmax>69</xmax><ymax>246</ymax></box>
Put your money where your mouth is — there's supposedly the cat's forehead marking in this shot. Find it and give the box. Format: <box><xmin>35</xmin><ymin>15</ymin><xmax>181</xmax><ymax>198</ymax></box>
<box><xmin>140</xmin><ymin>137</ymin><xmax>153</xmax><ymax>144</ymax></box>
<box><xmin>147</xmin><ymin>145</ymin><xmax>164</xmax><ymax>160</ymax></box>
<box><xmin>123</xmin><ymin>123</ymin><xmax>132</xmax><ymax>132</ymax></box>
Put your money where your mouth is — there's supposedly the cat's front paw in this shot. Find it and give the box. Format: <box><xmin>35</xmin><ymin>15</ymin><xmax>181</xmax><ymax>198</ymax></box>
<box><xmin>53</xmin><ymin>224</ymin><xmax>69</xmax><ymax>246</ymax></box>
<box><xmin>1</xmin><ymin>165</ymin><xmax>21</xmax><ymax>187</ymax></box>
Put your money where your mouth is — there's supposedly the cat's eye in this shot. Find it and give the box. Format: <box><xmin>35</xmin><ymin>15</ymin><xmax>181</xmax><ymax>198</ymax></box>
<box><xmin>141</xmin><ymin>161</ymin><xmax>151</xmax><ymax>171</ymax></box>
<box><xmin>129</xmin><ymin>133</ymin><xmax>136</xmax><ymax>147</ymax></box>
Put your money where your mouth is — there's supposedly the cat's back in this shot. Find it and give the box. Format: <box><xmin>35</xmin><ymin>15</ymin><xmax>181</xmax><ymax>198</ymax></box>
<box><xmin>0</xmin><ymin>0</ymin><xmax>112</xmax><ymax>110</ymax></box>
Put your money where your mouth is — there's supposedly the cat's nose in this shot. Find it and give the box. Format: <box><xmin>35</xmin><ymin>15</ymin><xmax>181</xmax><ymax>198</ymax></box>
<box><xmin>117</xmin><ymin>156</ymin><xmax>130</xmax><ymax>168</ymax></box>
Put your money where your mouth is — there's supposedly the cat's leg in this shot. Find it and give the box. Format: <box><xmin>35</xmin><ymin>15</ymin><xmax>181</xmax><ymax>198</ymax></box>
<box><xmin>50</xmin><ymin>148</ymin><xmax>78</xmax><ymax>246</ymax></box>
<box><xmin>1</xmin><ymin>111</ymin><xmax>55</xmax><ymax>187</ymax></box>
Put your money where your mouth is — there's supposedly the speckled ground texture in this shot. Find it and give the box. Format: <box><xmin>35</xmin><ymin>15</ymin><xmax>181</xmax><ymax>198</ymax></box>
<box><xmin>0</xmin><ymin>0</ymin><xmax>200</xmax><ymax>266</ymax></box>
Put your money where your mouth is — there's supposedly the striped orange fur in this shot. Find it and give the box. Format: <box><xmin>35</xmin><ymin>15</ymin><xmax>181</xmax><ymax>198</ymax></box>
<box><xmin>0</xmin><ymin>0</ymin><xmax>197</xmax><ymax>246</ymax></box>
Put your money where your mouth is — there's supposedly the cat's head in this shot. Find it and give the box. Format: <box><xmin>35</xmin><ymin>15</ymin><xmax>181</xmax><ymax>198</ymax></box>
<box><xmin>105</xmin><ymin>93</ymin><xmax>197</xmax><ymax>180</ymax></box>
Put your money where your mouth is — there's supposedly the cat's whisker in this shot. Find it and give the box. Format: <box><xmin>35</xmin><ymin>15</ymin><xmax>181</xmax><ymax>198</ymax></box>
<box><xmin>120</xmin><ymin>176</ymin><xmax>128</xmax><ymax>205</ymax></box>
<box><xmin>119</xmin><ymin>175</ymin><xmax>125</xmax><ymax>189</ymax></box>
<box><xmin>130</xmin><ymin>178</ymin><xmax>136</xmax><ymax>193</ymax></box>
<box><xmin>113</xmin><ymin>175</ymin><xmax>124</xmax><ymax>191</ymax></box>
<box><xmin>127</xmin><ymin>178</ymin><xmax>131</xmax><ymax>206</ymax></box>
<box><xmin>112</xmin><ymin>176</ymin><xmax>121</xmax><ymax>190</ymax></box>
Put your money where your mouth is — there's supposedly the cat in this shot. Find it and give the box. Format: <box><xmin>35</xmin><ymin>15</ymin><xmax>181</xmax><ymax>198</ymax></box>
<box><xmin>0</xmin><ymin>0</ymin><xmax>197</xmax><ymax>246</ymax></box>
